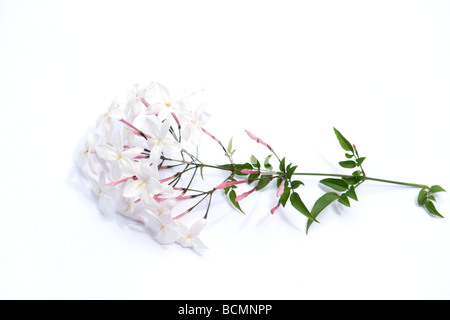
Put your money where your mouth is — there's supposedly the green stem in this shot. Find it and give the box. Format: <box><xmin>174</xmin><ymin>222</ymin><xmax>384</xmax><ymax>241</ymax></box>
<box><xmin>293</xmin><ymin>172</ymin><xmax>429</xmax><ymax>189</ymax></box>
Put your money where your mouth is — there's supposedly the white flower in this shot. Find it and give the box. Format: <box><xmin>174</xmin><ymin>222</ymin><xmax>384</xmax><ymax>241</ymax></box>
<box><xmin>125</xmin><ymin>83</ymin><xmax>152</xmax><ymax>118</ymax></box>
<box><xmin>145</xmin><ymin>118</ymin><xmax>182</xmax><ymax>165</ymax></box>
<box><xmin>88</xmin><ymin>171</ymin><xmax>118</xmax><ymax>215</ymax></box>
<box><xmin>143</xmin><ymin>211</ymin><xmax>180</xmax><ymax>245</ymax></box>
<box><xmin>144</xmin><ymin>197</ymin><xmax>177</xmax><ymax>216</ymax></box>
<box><xmin>179</xmin><ymin>103</ymin><xmax>210</xmax><ymax>145</ymax></box>
<box><xmin>146</xmin><ymin>82</ymin><xmax>186</xmax><ymax>121</ymax></box>
<box><xmin>96</xmin><ymin>131</ymin><xmax>143</xmax><ymax>180</ymax></box>
<box><xmin>177</xmin><ymin>219</ymin><xmax>208</xmax><ymax>251</ymax></box>
<box><xmin>123</xmin><ymin>162</ymin><xmax>173</xmax><ymax>202</ymax></box>
<box><xmin>96</xmin><ymin>100</ymin><xmax>125</xmax><ymax>137</ymax></box>
<box><xmin>116</xmin><ymin>196</ymin><xmax>146</xmax><ymax>222</ymax></box>
<box><xmin>78</xmin><ymin>132</ymin><xmax>99</xmax><ymax>174</ymax></box>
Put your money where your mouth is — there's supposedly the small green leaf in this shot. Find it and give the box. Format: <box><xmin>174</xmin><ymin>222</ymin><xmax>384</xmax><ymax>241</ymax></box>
<box><xmin>291</xmin><ymin>180</ymin><xmax>303</xmax><ymax>189</ymax></box>
<box><xmin>345</xmin><ymin>153</ymin><xmax>354</xmax><ymax>159</ymax></box>
<box><xmin>279</xmin><ymin>157</ymin><xmax>286</xmax><ymax>172</ymax></box>
<box><xmin>248</xmin><ymin>173</ymin><xmax>260</xmax><ymax>184</ymax></box>
<box><xmin>356</xmin><ymin>157</ymin><xmax>366</xmax><ymax>166</ymax></box>
<box><xmin>264</xmin><ymin>154</ymin><xmax>273</xmax><ymax>169</ymax></box>
<box><xmin>352</xmin><ymin>170</ymin><xmax>361</xmax><ymax>177</ymax></box>
<box><xmin>425</xmin><ymin>201</ymin><xmax>444</xmax><ymax>218</ymax></box>
<box><xmin>338</xmin><ymin>194</ymin><xmax>351</xmax><ymax>207</ymax></box>
<box><xmin>227</xmin><ymin>137</ymin><xmax>233</xmax><ymax>154</ymax></box>
<box><xmin>320</xmin><ymin>178</ymin><xmax>349</xmax><ymax>192</ymax></box>
<box><xmin>229</xmin><ymin>190</ymin><xmax>245</xmax><ymax>214</ymax></box>
<box><xmin>339</xmin><ymin>160</ymin><xmax>357</xmax><ymax>169</ymax></box>
<box><xmin>280</xmin><ymin>187</ymin><xmax>291</xmax><ymax>207</ymax></box>
<box><xmin>430</xmin><ymin>185</ymin><xmax>446</xmax><ymax>193</ymax></box>
<box><xmin>256</xmin><ymin>177</ymin><xmax>271</xmax><ymax>191</ymax></box>
<box><xmin>342</xmin><ymin>176</ymin><xmax>364</xmax><ymax>185</ymax></box>
<box><xmin>334</xmin><ymin>128</ymin><xmax>353</xmax><ymax>152</ymax></box>
<box><xmin>307</xmin><ymin>192</ymin><xmax>340</xmax><ymax>233</ymax></box>
<box><xmin>287</xmin><ymin>165</ymin><xmax>298</xmax><ymax>180</ymax></box>
<box><xmin>346</xmin><ymin>185</ymin><xmax>358</xmax><ymax>201</ymax></box>
<box><xmin>418</xmin><ymin>189</ymin><xmax>428</xmax><ymax>206</ymax></box>
<box><xmin>250</xmin><ymin>155</ymin><xmax>258</xmax><ymax>166</ymax></box>
<box><xmin>201</xmin><ymin>166</ymin><xmax>206</xmax><ymax>180</ymax></box>
<box><xmin>290</xmin><ymin>192</ymin><xmax>317</xmax><ymax>222</ymax></box>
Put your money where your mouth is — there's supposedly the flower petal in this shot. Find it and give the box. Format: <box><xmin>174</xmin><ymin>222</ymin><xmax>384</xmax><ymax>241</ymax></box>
<box><xmin>122</xmin><ymin>147</ymin><xmax>144</xmax><ymax>159</ymax></box>
<box><xmin>96</xmin><ymin>144</ymin><xmax>118</xmax><ymax>162</ymax></box>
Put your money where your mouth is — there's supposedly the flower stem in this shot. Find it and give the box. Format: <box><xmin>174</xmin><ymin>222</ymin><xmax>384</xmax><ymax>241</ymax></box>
<box><xmin>293</xmin><ymin>172</ymin><xmax>429</xmax><ymax>189</ymax></box>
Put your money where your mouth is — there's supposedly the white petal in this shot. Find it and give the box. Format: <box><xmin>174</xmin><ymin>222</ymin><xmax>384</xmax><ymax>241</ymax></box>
<box><xmin>145</xmin><ymin>118</ymin><xmax>161</xmax><ymax>139</ymax></box>
<box><xmin>123</xmin><ymin>180</ymin><xmax>142</xmax><ymax>199</ymax></box>
<box><xmin>149</xmin><ymin>143</ymin><xmax>162</xmax><ymax>165</ymax></box>
<box><xmin>112</xmin><ymin>130</ymin><xmax>124</xmax><ymax>151</ymax></box>
<box><xmin>122</xmin><ymin>147</ymin><xmax>144</xmax><ymax>159</ymax></box>
<box><xmin>161</xmin><ymin>138</ymin><xmax>182</xmax><ymax>154</ymax></box>
<box><xmin>146</xmin><ymin>177</ymin><xmax>163</xmax><ymax>195</ymax></box>
<box><xmin>191</xmin><ymin>237</ymin><xmax>208</xmax><ymax>252</ymax></box>
<box><xmin>190</xmin><ymin>219</ymin><xmax>207</xmax><ymax>237</ymax></box>
<box><xmin>118</xmin><ymin>157</ymin><xmax>136</xmax><ymax>177</ymax></box>
<box><xmin>96</xmin><ymin>145</ymin><xmax>118</xmax><ymax>162</ymax></box>
<box><xmin>111</xmin><ymin>161</ymin><xmax>122</xmax><ymax>180</ymax></box>
<box><xmin>86</xmin><ymin>133</ymin><xmax>99</xmax><ymax>148</ymax></box>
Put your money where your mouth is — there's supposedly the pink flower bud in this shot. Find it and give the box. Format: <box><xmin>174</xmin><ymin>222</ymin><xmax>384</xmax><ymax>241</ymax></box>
<box><xmin>276</xmin><ymin>179</ymin><xmax>285</xmax><ymax>197</ymax></box>
<box><xmin>214</xmin><ymin>180</ymin><xmax>248</xmax><ymax>190</ymax></box>
<box><xmin>235</xmin><ymin>187</ymin><xmax>257</xmax><ymax>202</ymax></box>
<box><xmin>271</xmin><ymin>201</ymin><xmax>281</xmax><ymax>215</ymax></box>
<box><xmin>240</xmin><ymin>169</ymin><xmax>260</xmax><ymax>174</ymax></box>
<box><xmin>245</xmin><ymin>130</ymin><xmax>271</xmax><ymax>150</ymax></box>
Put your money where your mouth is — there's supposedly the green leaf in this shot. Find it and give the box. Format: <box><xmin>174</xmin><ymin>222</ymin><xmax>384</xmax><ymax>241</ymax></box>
<box><xmin>287</xmin><ymin>165</ymin><xmax>298</xmax><ymax>180</ymax></box>
<box><xmin>250</xmin><ymin>155</ymin><xmax>258</xmax><ymax>166</ymax></box>
<box><xmin>345</xmin><ymin>153</ymin><xmax>354</xmax><ymax>159</ymax></box>
<box><xmin>256</xmin><ymin>177</ymin><xmax>272</xmax><ymax>191</ymax></box>
<box><xmin>227</xmin><ymin>137</ymin><xmax>233</xmax><ymax>154</ymax></box>
<box><xmin>291</xmin><ymin>180</ymin><xmax>303</xmax><ymax>189</ymax></box>
<box><xmin>356</xmin><ymin>157</ymin><xmax>366</xmax><ymax>166</ymax></box>
<box><xmin>334</xmin><ymin>128</ymin><xmax>353</xmax><ymax>152</ymax></box>
<box><xmin>342</xmin><ymin>176</ymin><xmax>364</xmax><ymax>185</ymax></box>
<box><xmin>320</xmin><ymin>178</ymin><xmax>349</xmax><ymax>192</ymax></box>
<box><xmin>279</xmin><ymin>157</ymin><xmax>286</xmax><ymax>172</ymax></box>
<box><xmin>338</xmin><ymin>194</ymin><xmax>350</xmax><ymax>207</ymax></box>
<box><xmin>248</xmin><ymin>173</ymin><xmax>260</xmax><ymax>184</ymax></box>
<box><xmin>430</xmin><ymin>185</ymin><xmax>446</xmax><ymax>193</ymax></box>
<box><xmin>280</xmin><ymin>187</ymin><xmax>291</xmax><ymax>207</ymax></box>
<box><xmin>346</xmin><ymin>185</ymin><xmax>358</xmax><ymax>201</ymax></box>
<box><xmin>339</xmin><ymin>160</ymin><xmax>357</xmax><ymax>169</ymax></box>
<box><xmin>264</xmin><ymin>154</ymin><xmax>273</xmax><ymax>169</ymax></box>
<box><xmin>425</xmin><ymin>201</ymin><xmax>444</xmax><ymax>218</ymax></box>
<box><xmin>229</xmin><ymin>190</ymin><xmax>245</xmax><ymax>214</ymax></box>
<box><xmin>307</xmin><ymin>192</ymin><xmax>340</xmax><ymax>233</ymax></box>
<box><xmin>417</xmin><ymin>189</ymin><xmax>428</xmax><ymax>206</ymax></box>
<box><xmin>290</xmin><ymin>192</ymin><xmax>317</xmax><ymax>222</ymax></box>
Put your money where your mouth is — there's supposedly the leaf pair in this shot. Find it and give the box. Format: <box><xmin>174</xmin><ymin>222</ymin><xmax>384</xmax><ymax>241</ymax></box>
<box><xmin>307</xmin><ymin>128</ymin><xmax>363</xmax><ymax>233</ymax></box>
<box><xmin>418</xmin><ymin>185</ymin><xmax>446</xmax><ymax>218</ymax></box>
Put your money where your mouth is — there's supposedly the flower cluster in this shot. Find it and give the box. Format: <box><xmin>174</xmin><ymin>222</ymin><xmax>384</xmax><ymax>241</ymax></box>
<box><xmin>78</xmin><ymin>82</ymin><xmax>212</xmax><ymax>251</ymax></box>
<box><xmin>78</xmin><ymin>82</ymin><xmax>445</xmax><ymax>251</ymax></box>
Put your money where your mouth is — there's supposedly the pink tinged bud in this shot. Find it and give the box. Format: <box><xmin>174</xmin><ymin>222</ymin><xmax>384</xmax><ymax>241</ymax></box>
<box><xmin>271</xmin><ymin>201</ymin><xmax>281</xmax><ymax>215</ymax></box>
<box><xmin>176</xmin><ymin>195</ymin><xmax>193</xmax><ymax>201</ymax></box>
<box><xmin>276</xmin><ymin>179</ymin><xmax>285</xmax><ymax>197</ymax></box>
<box><xmin>235</xmin><ymin>187</ymin><xmax>257</xmax><ymax>202</ymax></box>
<box><xmin>244</xmin><ymin>130</ymin><xmax>272</xmax><ymax>150</ymax></box>
<box><xmin>214</xmin><ymin>180</ymin><xmax>249</xmax><ymax>190</ymax></box>
<box><xmin>240</xmin><ymin>169</ymin><xmax>260</xmax><ymax>174</ymax></box>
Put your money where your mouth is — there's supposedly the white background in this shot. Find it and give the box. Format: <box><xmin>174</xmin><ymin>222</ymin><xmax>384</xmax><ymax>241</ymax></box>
<box><xmin>1</xmin><ymin>0</ymin><xmax>450</xmax><ymax>299</ymax></box>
